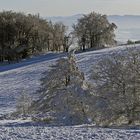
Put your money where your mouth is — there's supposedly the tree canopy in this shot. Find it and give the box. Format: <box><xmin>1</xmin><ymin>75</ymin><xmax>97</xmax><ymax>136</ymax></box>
<box><xmin>73</xmin><ymin>12</ymin><xmax>117</xmax><ymax>51</ymax></box>
<box><xmin>0</xmin><ymin>11</ymin><xmax>68</xmax><ymax>63</ymax></box>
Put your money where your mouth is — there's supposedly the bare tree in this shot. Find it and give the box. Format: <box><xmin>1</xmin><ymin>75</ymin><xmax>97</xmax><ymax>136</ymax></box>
<box><xmin>16</xmin><ymin>90</ymin><xmax>31</xmax><ymax>117</ymax></box>
<box><xmin>90</xmin><ymin>48</ymin><xmax>140</xmax><ymax>126</ymax></box>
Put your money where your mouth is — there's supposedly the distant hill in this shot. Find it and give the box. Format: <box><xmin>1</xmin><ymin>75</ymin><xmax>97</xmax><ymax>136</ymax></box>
<box><xmin>47</xmin><ymin>14</ymin><xmax>140</xmax><ymax>42</ymax></box>
<box><xmin>47</xmin><ymin>14</ymin><xmax>140</xmax><ymax>29</ymax></box>
<box><xmin>108</xmin><ymin>15</ymin><xmax>140</xmax><ymax>29</ymax></box>
<box><xmin>47</xmin><ymin>14</ymin><xmax>83</xmax><ymax>32</ymax></box>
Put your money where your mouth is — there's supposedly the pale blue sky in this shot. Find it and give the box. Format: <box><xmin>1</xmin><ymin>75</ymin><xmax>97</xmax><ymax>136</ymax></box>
<box><xmin>0</xmin><ymin>0</ymin><xmax>140</xmax><ymax>16</ymax></box>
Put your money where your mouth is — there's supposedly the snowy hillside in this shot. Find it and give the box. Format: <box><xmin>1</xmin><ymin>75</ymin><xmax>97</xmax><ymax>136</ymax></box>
<box><xmin>77</xmin><ymin>44</ymin><xmax>140</xmax><ymax>80</ymax></box>
<box><xmin>0</xmin><ymin>45</ymin><xmax>140</xmax><ymax>139</ymax></box>
<box><xmin>0</xmin><ymin>52</ymin><xmax>66</xmax><ymax>115</ymax></box>
<box><xmin>0</xmin><ymin>45</ymin><xmax>138</xmax><ymax>116</ymax></box>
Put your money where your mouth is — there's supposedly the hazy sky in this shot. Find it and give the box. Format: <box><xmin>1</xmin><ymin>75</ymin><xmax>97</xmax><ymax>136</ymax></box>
<box><xmin>0</xmin><ymin>0</ymin><xmax>140</xmax><ymax>16</ymax></box>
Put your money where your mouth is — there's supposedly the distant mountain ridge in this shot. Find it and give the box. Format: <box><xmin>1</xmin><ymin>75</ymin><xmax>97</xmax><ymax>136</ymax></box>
<box><xmin>46</xmin><ymin>14</ymin><xmax>140</xmax><ymax>42</ymax></box>
<box><xmin>108</xmin><ymin>15</ymin><xmax>140</xmax><ymax>29</ymax></box>
<box><xmin>47</xmin><ymin>14</ymin><xmax>140</xmax><ymax>29</ymax></box>
<box><xmin>47</xmin><ymin>14</ymin><xmax>83</xmax><ymax>31</ymax></box>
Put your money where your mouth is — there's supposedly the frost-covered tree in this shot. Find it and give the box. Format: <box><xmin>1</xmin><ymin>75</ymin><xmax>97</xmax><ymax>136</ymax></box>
<box><xmin>90</xmin><ymin>48</ymin><xmax>140</xmax><ymax>126</ymax></box>
<box><xmin>73</xmin><ymin>12</ymin><xmax>117</xmax><ymax>51</ymax></box>
<box><xmin>32</xmin><ymin>53</ymin><xmax>90</xmax><ymax>125</ymax></box>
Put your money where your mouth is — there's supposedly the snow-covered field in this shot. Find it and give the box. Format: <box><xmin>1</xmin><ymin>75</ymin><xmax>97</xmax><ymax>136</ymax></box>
<box><xmin>0</xmin><ymin>123</ymin><xmax>140</xmax><ymax>139</ymax></box>
<box><xmin>0</xmin><ymin>45</ymin><xmax>140</xmax><ymax>139</ymax></box>
<box><xmin>0</xmin><ymin>119</ymin><xmax>140</xmax><ymax>140</ymax></box>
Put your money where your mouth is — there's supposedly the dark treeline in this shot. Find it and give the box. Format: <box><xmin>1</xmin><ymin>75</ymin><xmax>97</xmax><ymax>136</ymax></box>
<box><xmin>0</xmin><ymin>11</ymin><xmax>117</xmax><ymax>63</ymax></box>
<box><xmin>0</xmin><ymin>11</ymin><xmax>69</xmax><ymax>63</ymax></box>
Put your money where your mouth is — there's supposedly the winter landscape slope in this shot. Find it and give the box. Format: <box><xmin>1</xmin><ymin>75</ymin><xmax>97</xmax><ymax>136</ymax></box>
<box><xmin>0</xmin><ymin>52</ymin><xmax>66</xmax><ymax>115</ymax></box>
<box><xmin>0</xmin><ymin>45</ymin><xmax>140</xmax><ymax>139</ymax></box>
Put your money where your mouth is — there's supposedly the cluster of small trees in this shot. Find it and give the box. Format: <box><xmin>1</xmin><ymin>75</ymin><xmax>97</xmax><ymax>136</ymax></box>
<box><xmin>127</xmin><ymin>39</ymin><xmax>140</xmax><ymax>45</ymax></box>
<box><xmin>73</xmin><ymin>12</ymin><xmax>117</xmax><ymax>51</ymax></box>
<box><xmin>0</xmin><ymin>11</ymin><xmax>69</xmax><ymax>63</ymax></box>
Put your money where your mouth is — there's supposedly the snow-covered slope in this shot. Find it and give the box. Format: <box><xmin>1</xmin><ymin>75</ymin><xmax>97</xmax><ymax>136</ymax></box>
<box><xmin>0</xmin><ymin>45</ymin><xmax>139</xmax><ymax>115</ymax></box>
<box><xmin>0</xmin><ymin>52</ymin><xmax>66</xmax><ymax>115</ymax></box>
<box><xmin>0</xmin><ymin>45</ymin><xmax>140</xmax><ymax>139</ymax></box>
<box><xmin>76</xmin><ymin>44</ymin><xmax>140</xmax><ymax>80</ymax></box>
<box><xmin>0</xmin><ymin>121</ymin><xmax>140</xmax><ymax>140</ymax></box>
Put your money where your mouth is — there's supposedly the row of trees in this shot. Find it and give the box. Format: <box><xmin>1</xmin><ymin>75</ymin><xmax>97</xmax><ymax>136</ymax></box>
<box><xmin>16</xmin><ymin>48</ymin><xmax>140</xmax><ymax>126</ymax></box>
<box><xmin>0</xmin><ymin>11</ymin><xmax>70</xmax><ymax>63</ymax></box>
<box><xmin>30</xmin><ymin>49</ymin><xmax>140</xmax><ymax>125</ymax></box>
<box><xmin>30</xmin><ymin>53</ymin><xmax>90</xmax><ymax>125</ymax></box>
<box><xmin>0</xmin><ymin>11</ymin><xmax>117</xmax><ymax>63</ymax></box>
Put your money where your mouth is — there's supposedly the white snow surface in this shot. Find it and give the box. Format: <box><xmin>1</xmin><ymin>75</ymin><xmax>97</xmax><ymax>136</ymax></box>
<box><xmin>0</xmin><ymin>45</ymin><xmax>140</xmax><ymax>139</ymax></box>
<box><xmin>0</xmin><ymin>123</ymin><xmax>140</xmax><ymax>139</ymax></box>
<box><xmin>0</xmin><ymin>120</ymin><xmax>140</xmax><ymax>140</ymax></box>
